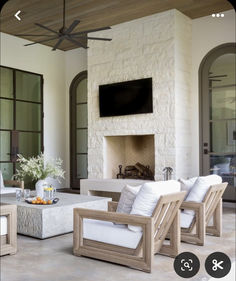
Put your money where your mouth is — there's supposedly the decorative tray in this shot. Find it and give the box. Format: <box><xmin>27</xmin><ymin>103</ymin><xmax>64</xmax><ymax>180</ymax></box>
<box><xmin>25</xmin><ymin>197</ymin><xmax>59</xmax><ymax>205</ymax></box>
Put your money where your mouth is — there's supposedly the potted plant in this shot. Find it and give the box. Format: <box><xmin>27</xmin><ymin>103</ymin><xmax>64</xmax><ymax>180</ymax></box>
<box><xmin>14</xmin><ymin>153</ymin><xmax>65</xmax><ymax>198</ymax></box>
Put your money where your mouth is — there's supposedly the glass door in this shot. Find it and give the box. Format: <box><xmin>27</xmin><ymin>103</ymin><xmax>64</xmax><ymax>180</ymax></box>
<box><xmin>0</xmin><ymin>66</ymin><xmax>43</xmax><ymax>184</ymax></box>
<box><xmin>70</xmin><ymin>71</ymin><xmax>88</xmax><ymax>189</ymax></box>
<box><xmin>201</xmin><ymin>46</ymin><xmax>236</xmax><ymax>202</ymax></box>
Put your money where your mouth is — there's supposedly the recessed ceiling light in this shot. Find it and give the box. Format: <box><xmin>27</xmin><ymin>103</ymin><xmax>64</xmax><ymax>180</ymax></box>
<box><xmin>212</xmin><ymin>14</ymin><xmax>216</xmax><ymax>17</ymax></box>
<box><xmin>221</xmin><ymin>14</ymin><xmax>224</xmax><ymax>17</ymax></box>
<box><xmin>216</xmin><ymin>13</ymin><xmax>220</xmax><ymax>17</ymax></box>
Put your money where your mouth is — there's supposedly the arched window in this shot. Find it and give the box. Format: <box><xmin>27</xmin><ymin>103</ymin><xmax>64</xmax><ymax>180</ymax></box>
<box><xmin>70</xmin><ymin>71</ymin><xmax>88</xmax><ymax>189</ymax></box>
<box><xmin>199</xmin><ymin>43</ymin><xmax>236</xmax><ymax>202</ymax></box>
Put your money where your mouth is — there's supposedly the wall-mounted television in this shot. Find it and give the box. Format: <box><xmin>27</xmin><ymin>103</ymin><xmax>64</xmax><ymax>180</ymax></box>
<box><xmin>99</xmin><ymin>78</ymin><xmax>153</xmax><ymax>117</ymax></box>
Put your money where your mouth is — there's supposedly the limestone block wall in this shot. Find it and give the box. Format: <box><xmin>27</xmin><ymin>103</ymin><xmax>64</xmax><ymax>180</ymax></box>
<box><xmin>174</xmin><ymin>11</ymin><xmax>192</xmax><ymax>178</ymax></box>
<box><xmin>87</xmin><ymin>9</ymin><xmax>192</xmax><ymax>180</ymax></box>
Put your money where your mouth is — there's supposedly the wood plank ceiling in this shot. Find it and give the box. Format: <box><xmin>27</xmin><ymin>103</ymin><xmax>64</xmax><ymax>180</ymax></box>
<box><xmin>0</xmin><ymin>0</ymin><xmax>233</xmax><ymax>51</ymax></box>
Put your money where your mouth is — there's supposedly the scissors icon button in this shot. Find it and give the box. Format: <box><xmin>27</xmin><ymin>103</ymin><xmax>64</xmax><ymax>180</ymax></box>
<box><xmin>205</xmin><ymin>252</ymin><xmax>231</xmax><ymax>278</ymax></box>
<box><xmin>212</xmin><ymin>259</ymin><xmax>224</xmax><ymax>271</ymax></box>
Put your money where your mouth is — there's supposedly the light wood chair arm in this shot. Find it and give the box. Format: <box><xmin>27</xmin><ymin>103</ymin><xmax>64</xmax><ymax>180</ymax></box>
<box><xmin>108</xmin><ymin>201</ymin><xmax>118</xmax><ymax>212</ymax></box>
<box><xmin>0</xmin><ymin>203</ymin><xmax>17</xmax><ymax>215</ymax></box>
<box><xmin>74</xmin><ymin>207</ymin><xmax>152</xmax><ymax>226</ymax></box>
<box><xmin>181</xmin><ymin>201</ymin><xmax>204</xmax><ymax>211</ymax></box>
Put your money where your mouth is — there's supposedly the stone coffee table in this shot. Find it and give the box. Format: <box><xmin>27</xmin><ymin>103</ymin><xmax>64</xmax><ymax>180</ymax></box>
<box><xmin>0</xmin><ymin>192</ymin><xmax>111</xmax><ymax>239</ymax></box>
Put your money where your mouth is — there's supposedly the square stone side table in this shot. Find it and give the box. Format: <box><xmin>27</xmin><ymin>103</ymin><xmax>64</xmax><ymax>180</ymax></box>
<box><xmin>0</xmin><ymin>193</ymin><xmax>111</xmax><ymax>239</ymax></box>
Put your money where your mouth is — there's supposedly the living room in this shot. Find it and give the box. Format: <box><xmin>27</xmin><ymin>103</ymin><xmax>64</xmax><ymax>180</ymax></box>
<box><xmin>0</xmin><ymin>0</ymin><xmax>235</xmax><ymax>280</ymax></box>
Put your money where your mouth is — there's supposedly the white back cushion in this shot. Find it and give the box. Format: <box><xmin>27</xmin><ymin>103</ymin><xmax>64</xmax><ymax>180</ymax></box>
<box><xmin>184</xmin><ymin>175</ymin><xmax>222</xmax><ymax>216</ymax></box>
<box><xmin>129</xmin><ymin>180</ymin><xmax>180</xmax><ymax>232</ymax></box>
<box><xmin>185</xmin><ymin>175</ymin><xmax>222</xmax><ymax>203</ymax></box>
<box><xmin>116</xmin><ymin>184</ymin><xmax>141</xmax><ymax>214</ymax></box>
<box><xmin>0</xmin><ymin>171</ymin><xmax>4</xmax><ymax>189</ymax></box>
<box><xmin>179</xmin><ymin>177</ymin><xmax>197</xmax><ymax>199</ymax></box>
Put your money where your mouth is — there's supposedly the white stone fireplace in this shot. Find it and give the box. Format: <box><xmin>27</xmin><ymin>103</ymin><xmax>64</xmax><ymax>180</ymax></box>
<box><xmin>87</xmin><ymin>9</ymin><xmax>192</xmax><ymax>180</ymax></box>
<box><xmin>104</xmin><ymin>135</ymin><xmax>155</xmax><ymax>179</ymax></box>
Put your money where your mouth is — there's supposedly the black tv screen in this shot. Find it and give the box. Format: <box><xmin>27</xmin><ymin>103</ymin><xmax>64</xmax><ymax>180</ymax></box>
<box><xmin>99</xmin><ymin>78</ymin><xmax>153</xmax><ymax>117</ymax></box>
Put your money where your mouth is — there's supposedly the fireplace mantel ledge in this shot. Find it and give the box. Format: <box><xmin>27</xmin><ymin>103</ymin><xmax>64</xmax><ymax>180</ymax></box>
<box><xmin>80</xmin><ymin>179</ymin><xmax>152</xmax><ymax>195</ymax></box>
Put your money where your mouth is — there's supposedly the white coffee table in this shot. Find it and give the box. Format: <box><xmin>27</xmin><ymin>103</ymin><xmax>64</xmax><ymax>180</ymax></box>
<box><xmin>0</xmin><ymin>192</ymin><xmax>111</xmax><ymax>239</ymax></box>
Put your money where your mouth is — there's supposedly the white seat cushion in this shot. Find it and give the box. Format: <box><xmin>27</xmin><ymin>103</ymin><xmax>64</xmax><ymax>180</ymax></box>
<box><xmin>0</xmin><ymin>216</ymin><xmax>7</xmax><ymax>235</ymax></box>
<box><xmin>180</xmin><ymin>212</ymin><xmax>194</xmax><ymax>228</ymax></box>
<box><xmin>0</xmin><ymin>187</ymin><xmax>17</xmax><ymax>194</ymax></box>
<box><xmin>184</xmin><ymin>175</ymin><xmax>222</xmax><ymax>216</ymax></box>
<box><xmin>83</xmin><ymin>219</ymin><xmax>142</xmax><ymax>249</ymax></box>
<box><xmin>129</xmin><ymin>180</ymin><xmax>181</xmax><ymax>232</ymax></box>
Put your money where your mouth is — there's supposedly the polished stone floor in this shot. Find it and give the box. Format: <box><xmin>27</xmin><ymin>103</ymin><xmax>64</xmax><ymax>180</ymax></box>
<box><xmin>1</xmin><ymin>208</ymin><xmax>235</xmax><ymax>281</ymax></box>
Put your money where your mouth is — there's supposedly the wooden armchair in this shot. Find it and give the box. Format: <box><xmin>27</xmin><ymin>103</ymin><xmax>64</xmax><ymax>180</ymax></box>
<box><xmin>73</xmin><ymin>191</ymin><xmax>186</xmax><ymax>273</ymax></box>
<box><xmin>180</xmin><ymin>182</ymin><xmax>227</xmax><ymax>246</ymax></box>
<box><xmin>4</xmin><ymin>180</ymin><xmax>24</xmax><ymax>190</ymax></box>
<box><xmin>0</xmin><ymin>203</ymin><xmax>17</xmax><ymax>256</ymax></box>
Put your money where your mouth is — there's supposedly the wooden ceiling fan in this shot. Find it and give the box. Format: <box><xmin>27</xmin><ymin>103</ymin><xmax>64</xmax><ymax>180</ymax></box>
<box><xmin>15</xmin><ymin>0</ymin><xmax>112</xmax><ymax>50</ymax></box>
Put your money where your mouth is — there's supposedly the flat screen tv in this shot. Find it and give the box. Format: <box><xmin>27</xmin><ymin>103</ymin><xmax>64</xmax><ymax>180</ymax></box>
<box><xmin>99</xmin><ymin>78</ymin><xmax>153</xmax><ymax>117</ymax></box>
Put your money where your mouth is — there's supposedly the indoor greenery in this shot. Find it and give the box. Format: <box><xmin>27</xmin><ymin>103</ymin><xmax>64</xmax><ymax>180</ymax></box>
<box><xmin>14</xmin><ymin>153</ymin><xmax>65</xmax><ymax>182</ymax></box>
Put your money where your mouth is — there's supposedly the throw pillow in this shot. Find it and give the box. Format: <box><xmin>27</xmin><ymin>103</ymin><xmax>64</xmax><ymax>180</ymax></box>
<box><xmin>116</xmin><ymin>184</ymin><xmax>142</xmax><ymax>214</ymax></box>
<box><xmin>128</xmin><ymin>180</ymin><xmax>180</xmax><ymax>232</ymax></box>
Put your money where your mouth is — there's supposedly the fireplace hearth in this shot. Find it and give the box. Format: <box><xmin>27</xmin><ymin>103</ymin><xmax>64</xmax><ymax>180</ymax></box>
<box><xmin>117</xmin><ymin>162</ymin><xmax>154</xmax><ymax>180</ymax></box>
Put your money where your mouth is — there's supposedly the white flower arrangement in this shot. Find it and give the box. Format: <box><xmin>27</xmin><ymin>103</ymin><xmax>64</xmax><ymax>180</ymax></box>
<box><xmin>14</xmin><ymin>153</ymin><xmax>65</xmax><ymax>182</ymax></box>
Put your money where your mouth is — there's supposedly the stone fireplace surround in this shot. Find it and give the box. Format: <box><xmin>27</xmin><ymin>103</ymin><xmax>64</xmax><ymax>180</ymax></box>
<box><xmin>87</xmin><ymin>9</ymin><xmax>192</xmax><ymax>181</ymax></box>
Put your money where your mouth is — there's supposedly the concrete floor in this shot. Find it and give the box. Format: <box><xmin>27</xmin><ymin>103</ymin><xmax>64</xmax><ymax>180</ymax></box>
<box><xmin>1</xmin><ymin>208</ymin><xmax>235</xmax><ymax>281</ymax></box>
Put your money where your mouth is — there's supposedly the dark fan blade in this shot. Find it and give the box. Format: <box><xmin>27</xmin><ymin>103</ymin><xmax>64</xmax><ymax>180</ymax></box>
<box><xmin>15</xmin><ymin>34</ymin><xmax>56</xmax><ymax>37</ymax></box>
<box><xmin>209</xmin><ymin>75</ymin><xmax>227</xmax><ymax>78</ymax></box>
<box><xmin>65</xmin><ymin>20</ymin><xmax>80</xmax><ymax>34</ymax></box>
<box><xmin>67</xmin><ymin>37</ymin><xmax>88</xmax><ymax>49</ymax></box>
<box><xmin>86</xmin><ymin>36</ymin><xmax>112</xmax><ymax>41</ymax></box>
<box><xmin>52</xmin><ymin>38</ymin><xmax>64</xmax><ymax>51</ymax></box>
<box><xmin>71</xmin><ymin>26</ymin><xmax>111</xmax><ymax>36</ymax></box>
<box><xmin>35</xmin><ymin>23</ymin><xmax>59</xmax><ymax>35</ymax></box>
<box><xmin>72</xmin><ymin>35</ymin><xmax>112</xmax><ymax>41</ymax></box>
<box><xmin>24</xmin><ymin>36</ymin><xmax>59</xmax><ymax>46</ymax></box>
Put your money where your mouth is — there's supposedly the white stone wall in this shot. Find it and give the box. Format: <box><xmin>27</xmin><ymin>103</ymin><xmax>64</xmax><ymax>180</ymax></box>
<box><xmin>174</xmin><ymin>11</ymin><xmax>192</xmax><ymax>178</ymax></box>
<box><xmin>87</xmin><ymin>9</ymin><xmax>192</xmax><ymax>180</ymax></box>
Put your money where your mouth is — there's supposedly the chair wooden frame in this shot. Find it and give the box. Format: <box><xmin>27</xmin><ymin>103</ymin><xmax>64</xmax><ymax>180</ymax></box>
<box><xmin>180</xmin><ymin>182</ymin><xmax>227</xmax><ymax>246</ymax></box>
<box><xmin>73</xmin><ymin>191</ymin><xmax>186</xmax><ymax>273</ymax></box>
<box><xmin>3</xmin><ymin>180</ymin><xmax>24</xmax><ymax>190</ymax></box>
<box><xmin>0</xmin><ymin>203</ymin><xmax>17</xmax><ymax>256</ymax></box>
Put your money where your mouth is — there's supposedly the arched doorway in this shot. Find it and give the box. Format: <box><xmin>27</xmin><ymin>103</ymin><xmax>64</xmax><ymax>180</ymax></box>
<box><xmin>199</xmin><ymin>43</ymin><xmax>236</xmax><ymax>202</ymax></box>
<box><xmin>70</xmin><ymin>71</ymin><xmax>88</xmax><ymax>189</ymax></box>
